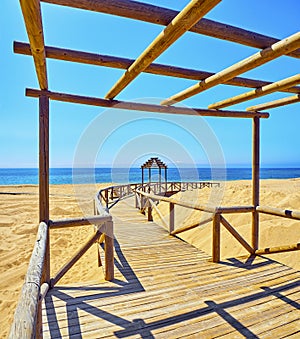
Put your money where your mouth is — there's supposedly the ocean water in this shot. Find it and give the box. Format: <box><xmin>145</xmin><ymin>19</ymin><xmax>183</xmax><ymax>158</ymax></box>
<box><xmin>0</xmin><ymin>168</ymin><xmax>299</xmax><ymax>185</ymax></box>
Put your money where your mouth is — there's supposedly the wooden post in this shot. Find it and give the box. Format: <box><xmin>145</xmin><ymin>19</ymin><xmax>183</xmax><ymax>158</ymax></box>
<box><xmin>212</xmin><ymin>213</ymin><xmax>221</xmax><ymax>262</ymax></box>
<box><xmin>252</xmin><ymin>117</ymin><xmax>260</xmax><ymax>251</ymax></box>
<box><xmin>169</xmin><ymin>202</ymin><xmax>175</xmax><ymax>233</ymax></box>
<box><xmin>105</xmin><ymin>189</ymin><xmax>109</xmax><ymax>208</ymax></box>
<box><xmin>39</xmin><ymin>95</ymin><xmax>50</xmax><ymax>284</ymax></box>
<box><xmin>104</xmin><ymin>221</ymin><xmax>114</xmax><ymax>281</ymax></box>
<box><xmin>147</xmin><ymin>199</ymin><xmax>153</xmax><ymax>221</ymax></box>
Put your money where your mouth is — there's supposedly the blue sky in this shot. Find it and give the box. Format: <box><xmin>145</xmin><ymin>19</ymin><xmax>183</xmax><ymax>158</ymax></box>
<box><xmin>1</xmin><ymin>0</ymin><xmax>300</xmax><ymax>168</ymax></box>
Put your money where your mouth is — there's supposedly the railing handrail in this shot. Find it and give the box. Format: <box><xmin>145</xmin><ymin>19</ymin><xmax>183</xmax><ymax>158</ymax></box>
<box><xmin>9</xmin><ymin>222</ymin><xmax>48</xmax><ymax>339</ymax></box>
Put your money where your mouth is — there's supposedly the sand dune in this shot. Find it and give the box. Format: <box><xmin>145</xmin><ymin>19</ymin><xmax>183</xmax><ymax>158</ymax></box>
<box><xmin>1</xmin><ymin>180</ymin><xmax>299</xmax><ymax>337</ymax></box>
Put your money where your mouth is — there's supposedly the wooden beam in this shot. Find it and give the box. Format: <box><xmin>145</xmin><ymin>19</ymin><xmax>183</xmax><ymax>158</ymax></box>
<box><xmin>9</xmin><ymin>222</ymin><xmax>48</xmax><ymax>339</ymax></box>
<box><xmin>171</xmin><ymin>216</ymin><xmax>213</xmax><ymax>235</ymax></box>
<box><xmin>41</xmin><ymin>0</ymin><xmax>300</xmax><ymax>59</ymax></box>
<box><xmin>247</xmin><ymin>94</ymin><xmax>300</xmax><ymax>111</ymax></box>
<box><xmin>257</xmin><ymin>206</ymin><xmax>300</xmax><ymax>220</ymax></box>
<box><xmin>162</xmin><ymin>32</ymin><xmax>300</xmax><ymax>105</ymax></box>
<box><xmin>26</xmin><ymin>88</ymin><xmax>270</xmax><ymax>119</ymax></box>
<box><xmin>209</xmin><ymin>74</ymin><xmax>300</xmax><ymax>109</ymax></box>
<box><xmin>105</xmin><ymin>0</ymin><xmax>221</xmax><ymax>99</ymax></box>
<box><xmin>212</xmin><ymin>213</ymin><xmax>221</xmax><ymax>262</ymax></box>
<box><xmin>14</xmin><ymin>42</ymin><xmax>300</xmax><ymax>95</ymax></box>
<box><xmin>255</xmin><ymin>243</ymin><xmax>300</xmax><ymax>255</ymax></box>
<box><xmin>220</xmin><ymin>215</ymin><xmax>254</xmax><ymax>254</ymax></box>
<box><xmin>49</xmin><ymin>215</ymin><xmax>112</xmax><ymax>229</ymax></box>
<box><xmin>19</xmin><ymin>0</ymin><xmax>48</xmax><ymax>89</ymax></box>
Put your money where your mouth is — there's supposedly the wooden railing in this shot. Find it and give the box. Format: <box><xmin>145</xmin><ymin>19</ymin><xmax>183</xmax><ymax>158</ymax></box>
<box><xmin>10</xmin><ymin>196</ymin><xmax>114</xmax><ymax>338</ymax></box>
<box><xmin>134</xmin><ymin>188</ymin><xmax>300</xmax><ymax>262</ymax></box>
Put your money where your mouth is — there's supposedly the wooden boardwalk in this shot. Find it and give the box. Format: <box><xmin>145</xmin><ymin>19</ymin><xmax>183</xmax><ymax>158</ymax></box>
<box><xmin>42</xmin><ymin>198</ymin><xmax>300</xmax><ymax>338</ymax></box>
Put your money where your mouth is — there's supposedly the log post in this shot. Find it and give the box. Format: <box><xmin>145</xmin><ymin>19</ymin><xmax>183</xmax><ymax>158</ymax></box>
<box><xmin>147</xmin><ymin>199</ymin><xmax>153</xmax><ymax>221</ymax></box>
<box><xmin>105</xmin><ymin>189</ymin><xmax>109</xmax><ymax>208</ymax></box>
<box><xmin>104</xmin><ymin>221</ymin><xmax>114</xmax><ymax>281</ymax></box>
<box><xmin>169</xmin><ymin>202</ymin><xmax>175</xmax><ymax>233</ymax></box>
<box><xmin>212</xmin><ymin>213</ymin><xmax>221</xmax><ymax>262</ymax></box>
<box><xmin>39</xmin><ymin>95</ymin><xmax>50</xmax><ymax>284</ymax></box>
<box><xmin>252</xmin><ymin>117</ymin><xmax>260</xmax><ymax>251</ymax></box>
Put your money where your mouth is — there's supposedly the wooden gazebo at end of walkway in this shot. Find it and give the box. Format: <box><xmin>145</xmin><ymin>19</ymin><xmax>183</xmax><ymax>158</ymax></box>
<box><xmin>141</xmin><ymin>157</ymin><xmax>167</xmax><ymax>189</ymax></box>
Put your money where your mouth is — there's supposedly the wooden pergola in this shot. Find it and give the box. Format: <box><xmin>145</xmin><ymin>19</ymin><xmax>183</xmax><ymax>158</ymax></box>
<box><xmin>141</xmin><ymin>157</ymin><xmax>167</xmax><ymax>189</ymax></box>
<box><xmin>10</xmin><ymin>0</ymin><xmax>300</xmax><ymax>337</ymax></box>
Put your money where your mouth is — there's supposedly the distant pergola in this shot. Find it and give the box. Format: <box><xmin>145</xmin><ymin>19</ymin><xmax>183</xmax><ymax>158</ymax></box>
<box><xmin>141</xmin><ymin>157</ymin><xmax>167</xmax><ymax>187</ymax></box>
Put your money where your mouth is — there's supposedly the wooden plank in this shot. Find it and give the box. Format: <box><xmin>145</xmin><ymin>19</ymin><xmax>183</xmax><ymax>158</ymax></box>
<box><xmin>252</xmin><ymin>116</ymin><xmax>260</xmax><ymax>251</ymax></box>
<box><xmin>19</xmin><ymin>0</ymin><xmax>48</xmax><ymax>89</ymax></box>
<box><xmin>220</xmin><ymin>215</ymin><xmax>254</xmax><ymax>254</ymax></box>
<box><xmin>26</xmin><ymin>88</ymin><xmax>270</xmax><ymax>119</ymax></box>
<box><xmin>209</xmin><ymin>73</ymin><xmax>300</xmax><ymax>109</ymax></box>
<box><xmin>162</xmin><ymin>32</ymin><xmax>300</xmax><ymax>105</ymax></box>
<box><xmin>257</xmin><ymin>205</ymin><xmax>300</xmax><ymax>220</ymax></box>
<box><xmin>40</xmin><ymin>0</ymin><xmax>300</xmax><ymax>59</ymax></box>
<box><xmin>104</xmin><ymin>221</ymin><xmax>114</xmax><ymax>281</ymax></box>
<box><xmin>105</xmin><ymin>0</ymin><xmax>221</xmax><ymax>99</ymax></box>
<box><xmin>247</xmin><ymin>94</ymin><xmax>300</xmax><ymax>111</ymax></box>
<box><xmin>49</xmin><ymin>215</ymin><xmax>111</xmax><ymax>228</ymax></box>
<box><xmin>9</xmin><ymin>222</ymin><xmax>48</xmax><ymax>339</ymax></box>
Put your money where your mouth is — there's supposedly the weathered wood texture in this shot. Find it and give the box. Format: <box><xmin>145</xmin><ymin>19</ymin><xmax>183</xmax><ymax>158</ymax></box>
<box><xmin>105</xmin><ymin>0</ymin><xmax>221</xmax><ymax>99</ymax></box>
<box><xmin>209</xmin><ymin>73</ymin><xmax>300</xmax><ymax>109</ymax></box>
<box><xmin>14</xmin><ymin>41</ymin><xmax>300</xmax><ymax>94</ymax></box>
<box><xmin>19</xmin><ymin>0</ymin><xmax>48</xmax><ymax>89</ymax></box>
<box><xmin>255</xmin><ymin>243</ymin><xmax>300</xmax><ymax>255</ymax></box>
<box><xmin>41</xmin><ymin>0</ymin><xmax>300</xmax><ymax>59</ymax></box>
<box><xmin>247</xmin><ymin>94</ymin><xmax>300</xmax><ymax>111</ymax></box>
<box><xmin>42</xmin><ymin>199</ymin><xmax>300</xmax><ymax>338</ymax></box>
<box><xmin>9</xmin><ymin>222</ymin><xmax>48</xmax><ymax>339</ymax></box>
<box><xmin>257</xmin><ymin>205</ymin><xmax>300</xmax><ymax>220</ymax></box>
<box><xmin>26</xmin><ymin>88</ymin><xmax>270</xmax><ymax>119</ymax></box>
<box><xmin>162</xmin><ymin>32</ymin><xmax>300</xmax><ymax>105</ymax></box>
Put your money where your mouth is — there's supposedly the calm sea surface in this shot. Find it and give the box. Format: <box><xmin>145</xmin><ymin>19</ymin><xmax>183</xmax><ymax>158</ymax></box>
<box><xmin>0</xmin><ymin>168</ymin><xmax>299</xmax><ymax>185</ymax></box>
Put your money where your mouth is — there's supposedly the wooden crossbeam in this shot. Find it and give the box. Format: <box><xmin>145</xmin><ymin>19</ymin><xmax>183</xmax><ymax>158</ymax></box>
<box><xmin>247</xmin><ymin>94</ymin><xmax>300</xmax><ymax>111</ymax></box>
<box><xmin>14</xmin><ymin>41</ymin><xmax>300</xmax><ymax>95</ymax></box>
<box><xmin>105</xmin><ymin>0</ymin><xmax>221</xmax><ymax>99</ymax></box>
<box><xmin>19</xmin><ymin>0</ymin><xmax>48</xmax><ymax>89</ymax></box>
<box><xmin>41</xmin><ymin>0</ymin><xmax>300</xmax><ymax>59</ymax></box>
<box><xmin>162</xmin><ymin>32</ymin><xmax>300</xmax><ymax>105</ymax></box>
<box><xmin>209</xmin><ymin>74</ymin><xmax>300</xmax><ymax>109</ymax></box>
<box><xmin>257</xmin><ymin>205</ymin><xmax>300</xmax><ymax>220</ymax></box>
<box><xmin>25</xmin><ymin>88</ymin><xmax>270</xmax><ymax>119</ymax></box>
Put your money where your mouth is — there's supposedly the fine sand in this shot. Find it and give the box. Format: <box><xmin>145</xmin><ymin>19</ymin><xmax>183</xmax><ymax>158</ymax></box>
<box><xmin>1</xmin><ymin>179</ymin><xmax>299</xmax><ymax>337</ymax></box>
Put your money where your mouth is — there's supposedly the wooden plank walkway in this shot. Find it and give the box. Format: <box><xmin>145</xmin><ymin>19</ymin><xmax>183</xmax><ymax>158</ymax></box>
<box><xmin>42</xmin><ymin>198</ymin><xmax>300</xmax><ymax>338</ymax></box>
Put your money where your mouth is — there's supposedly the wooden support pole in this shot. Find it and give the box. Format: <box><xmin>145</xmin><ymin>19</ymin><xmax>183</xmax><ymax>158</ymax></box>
<box><xmin>15</xmin><ymin>42</ymin><xmax>300</xmax><ymax>95</ymax></box>
<box><xmin>51</xmin><ymin>229</ymin><xmax>102</xmax><ymax>287</ymax></box>
<box><xmin>105</xmin><ymin>189</ymin><xmax>109</xmax><ymax>208</ymax></box>
<box><xmin>209</xmin><ymin>74</ymin><xmax>300</xmax><ymax>109</ymax></box>
<box><xmin>169</xmin><ymin>202</ymin><xmax>175</xmax><ymax>233</ymax></box>
<box><xmin>247</xmin><ymin>94</ymin><xmax>300</xmax><ymax>112</ymax></box>
<box><xmin>212</xmin><ymin>213</ymin><xmax>221</xmax><ymax>263</ymax></box>
<box><xmin>26</xmin><ymin>88</ymin><xmax>270</xmax><ymax>119</ymax></box>
<box><xmin>147</xmin><ymin>199</ymin><xmax>153</xmax><ymax>221</ymax></box>
<box><xmin>220</xmin><ymin>215</ymin><xmax>254</xmax><ymax>254</ymax></box>
<box><xmin>162</xmin><ymin>32</ymin><xmax>300</xmax><ymax>105</ymax></box>
<box><xmin>105</xmin><ymin>0</ymin><xmax>221</xmax><ymax>99</ymax></box>
<box><xmin>104</xmin><ymin>221</ymin><xmax>114</xmax><ymax>281</ymax></box>
<box><xmin>39</xmin><ymin>95</ymin><xmax>50</xmax><ymax>284</ymax></box>
<box><xmin>19</xmin><ymin>0</ymin><xmax>48</xmax><ymax>89</ymax></box>
<box><xmin>252</xmin><ymin>117</ymin><xmax>260</xmax><ymax>251</ymax></box>
<box><xmin>41</xmin><ymin>0</ymin><xmax>300</xmax><ymax>59</ymax></box>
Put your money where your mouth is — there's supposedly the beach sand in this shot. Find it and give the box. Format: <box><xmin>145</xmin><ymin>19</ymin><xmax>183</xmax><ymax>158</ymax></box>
<box><xmin>1</xmin><ymin>179</ymin><xmax>299</xmax><ymax>337</ymax></box>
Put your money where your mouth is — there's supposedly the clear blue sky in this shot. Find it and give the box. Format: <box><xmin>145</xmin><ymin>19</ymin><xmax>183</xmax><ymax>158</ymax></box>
<box><xmin>1</xmin><ymin>0</ymin><xmax>300</xmax><ymax>168</ymax></box>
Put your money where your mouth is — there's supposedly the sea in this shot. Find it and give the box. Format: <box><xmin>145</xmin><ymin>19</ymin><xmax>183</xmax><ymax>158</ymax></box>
<box><xmin>0</xmin><ymin>168</ymin><xmax>300</xmax><ymax>186</ymax></box>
